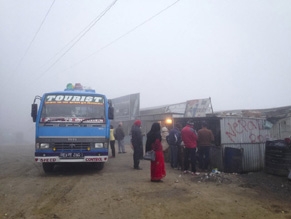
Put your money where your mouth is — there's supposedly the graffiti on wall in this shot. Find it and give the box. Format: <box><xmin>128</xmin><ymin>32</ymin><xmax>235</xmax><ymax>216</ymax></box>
<box><xmin>224</xmin><ymin>119</ymin><xmax>270</xmax><ymax>143</ymax></box>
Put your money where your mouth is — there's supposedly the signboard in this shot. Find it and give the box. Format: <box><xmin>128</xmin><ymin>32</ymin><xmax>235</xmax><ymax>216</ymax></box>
<box><xmin>45</xmin><ymin>95</ymin><xmax>104</xmax><ymax>105</ymax></box>
<box><xmin>140</xmin><ymin>98</ymin><xmax>213</xmax><ymax>118</ymax></box>
<box><xmin>184</xmin><ymin>98</ymin><xmax>213</xmax><ymax>117</ymax></box>
<box><xmin>165</xmin><ymin>102</ymin><xmax>186</xmax><ymax>114</ymax></box>
<box><xmin>112</xmin><ymin>93</ymin><xmax>140</xmax><ymax>121</ymax></box>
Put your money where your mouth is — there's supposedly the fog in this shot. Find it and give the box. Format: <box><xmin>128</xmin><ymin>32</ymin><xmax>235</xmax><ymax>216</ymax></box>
<box><xmin>0</xmin><ymin>0</ymin><xmax>291</xmax><ymax>144</ymax></box>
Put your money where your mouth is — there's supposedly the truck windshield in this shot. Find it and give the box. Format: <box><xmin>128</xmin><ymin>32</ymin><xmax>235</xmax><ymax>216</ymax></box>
<box><xmin>40</xmin><ymin>94</ymin><xmax>105</xmax><ymax>122</ymax></box>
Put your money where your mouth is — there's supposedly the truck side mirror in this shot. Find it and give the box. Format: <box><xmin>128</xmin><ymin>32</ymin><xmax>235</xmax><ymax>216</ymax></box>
<box><xmin>31</xmin><ymin>103</ymin><xmax>38</xmax><ymax>122</ymax></box>
<box><xmin>108</xmin><ymin>106</ymin><xmax>114</xmax><ymax>120</ymax></box>
<box><xmin>108</xmin><ymin>99</ymin><xmax>114</xmax><ymax>120</ymax></box>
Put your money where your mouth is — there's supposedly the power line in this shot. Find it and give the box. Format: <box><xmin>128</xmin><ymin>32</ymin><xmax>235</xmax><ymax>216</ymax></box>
<box><xmin>63</xmin><ymin>0</ymin><xmax>182</xmax><ymax>71</ymax></box>
<box><xmin>37</xmin><ymin>0</ymin><xmax>118</xmax><ymax>80</ymax></box>
<box><xmin>38</xmin><ymin>0</ymin><xmax>118</xmax><ymax>71</ymax></box>
<box><xmin>15</xmin><ymin>0</ymin><xmax>56</xmax><ymax>71</ymax></box>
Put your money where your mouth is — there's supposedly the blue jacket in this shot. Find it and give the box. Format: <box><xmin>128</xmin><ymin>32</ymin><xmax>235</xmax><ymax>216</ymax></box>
<box><xmin>166</xmin><ymin>127</ymin><xmax>182</xmax><ymax>146</ymax></box>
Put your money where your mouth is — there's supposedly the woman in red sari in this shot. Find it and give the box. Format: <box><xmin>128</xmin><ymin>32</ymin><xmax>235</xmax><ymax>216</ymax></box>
<box><xmin>145</xmin><ymin>123</ymin><xmax>166</xmax><ymax>182</ymax></box>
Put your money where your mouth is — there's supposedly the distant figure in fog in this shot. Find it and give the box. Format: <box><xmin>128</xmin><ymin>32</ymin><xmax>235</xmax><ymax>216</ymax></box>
<box><xmin>115</xmin><ymin>122</ymin><xmax>126</xmax><ymax>153</ymax></box>
<box><xmin>146</xmin><ymin>122</ymin><xmax>166</xmax><ymax>182</ymax></box>
<box><xmin>109</xmin><ymin>125</ymin><xmax>116</xmax><ymax>158</ymax></box>
<box><xmin>131</xmin><ymin>120</ymin><xmax>143</xmax><ymax>170</ymax></box>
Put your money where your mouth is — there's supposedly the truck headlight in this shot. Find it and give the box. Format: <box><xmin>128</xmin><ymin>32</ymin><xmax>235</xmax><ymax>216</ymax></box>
<box><xmin>40</xmin><ymin>143</ymin><xmax>50</xmax><ymax>149</ymax></box>
<box><xmin>94</xmin><ymin>143</ymin><xmax>103</xmax><ymax>148</ymax></box>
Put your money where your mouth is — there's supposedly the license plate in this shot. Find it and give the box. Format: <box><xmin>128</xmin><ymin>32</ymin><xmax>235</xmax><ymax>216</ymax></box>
<box><xmin>59</xmin><ymin>152</ymin><xmax>83</xmax><ymax>159</ymax></box>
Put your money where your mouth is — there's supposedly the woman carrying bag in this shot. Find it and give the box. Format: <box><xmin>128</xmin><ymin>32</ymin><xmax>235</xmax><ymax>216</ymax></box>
<box><xmin>145</xmin><ymin>123</ymin><xmax>166</xmax><ymax>182</ymax></box>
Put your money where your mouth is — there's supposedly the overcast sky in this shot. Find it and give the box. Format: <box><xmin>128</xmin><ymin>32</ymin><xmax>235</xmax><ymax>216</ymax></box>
<box><xmin>1</xmin><ymin>0</ymin><xmax>291</xmax><ymax>140</ymax></box>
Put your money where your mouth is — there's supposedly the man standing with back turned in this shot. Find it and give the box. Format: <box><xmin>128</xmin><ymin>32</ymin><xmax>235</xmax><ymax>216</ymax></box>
<box><xmin>167</xmin><ymin>123</ymin><xmax>182</xmax><ymax>169</ymax></box>
<box><xmin>131</xmin><ymin>120</ymin><xmax>143</xmax><ymax>170</ymax></box>
<box><xmin>198</xmin><ymin>121</ymin><xmax>214</xmax><ymax>172</ymax></box>
<box><xmin>181</xmin><ymin>120</ymin><xmax>200</xmax><ymax>175</ymax></box>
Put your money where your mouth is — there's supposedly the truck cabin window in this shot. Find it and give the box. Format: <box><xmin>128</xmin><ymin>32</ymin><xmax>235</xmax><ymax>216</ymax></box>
<box><xmin>40</xmin><ymin>103</ymin><xmax>105</xmax><ymax>121</ymax></box>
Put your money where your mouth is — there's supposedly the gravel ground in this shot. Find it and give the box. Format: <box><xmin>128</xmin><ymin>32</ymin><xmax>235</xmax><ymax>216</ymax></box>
<box><xmin>1</xmin><ymin>144</ymin><xmax>291</xmax><ymax>219</ymax></box>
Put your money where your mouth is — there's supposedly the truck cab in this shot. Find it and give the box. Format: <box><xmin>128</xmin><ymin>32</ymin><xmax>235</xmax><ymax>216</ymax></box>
<box><xmin>31</xmin><ymin>83</ymin><xmax>114</xmax><ymax>173</ymax></box>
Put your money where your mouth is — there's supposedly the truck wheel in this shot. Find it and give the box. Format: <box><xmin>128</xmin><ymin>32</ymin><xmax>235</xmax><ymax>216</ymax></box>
<box><xmin>42</xmin><ymin>163</ymin><xmax>54</xmax><ymax>173</ymax></box>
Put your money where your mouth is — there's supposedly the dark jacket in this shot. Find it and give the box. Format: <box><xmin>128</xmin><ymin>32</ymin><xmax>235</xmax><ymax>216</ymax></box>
<box><xmin>131</xmin><ymin>125</ymin><xmax>143</xmax><ymax>148</ymax></box>
<box><xmin>166</xmin><ymin>127</ymin><xmax>182</xmax><ymax>146</ymax></box>
<box><xmin>115</xmin><ymin>125</ymin><xmax>125</xmax><ymax>140</ymax></box>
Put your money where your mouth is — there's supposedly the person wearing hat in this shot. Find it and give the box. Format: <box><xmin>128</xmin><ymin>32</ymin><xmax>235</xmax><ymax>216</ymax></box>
<box><xmin>131</xmin><ymin>120</ymin><xmax>143</xmax><ymax>170</ymax></box>
<box><xmin>161</xmin><ymin>126</ymin><xmax>170</xmax><ymax>163</ymax></box>
<box><xmin>181</xmin><ymin>120</ymin><xmax>200</xmax><ymax>175</ymax></box>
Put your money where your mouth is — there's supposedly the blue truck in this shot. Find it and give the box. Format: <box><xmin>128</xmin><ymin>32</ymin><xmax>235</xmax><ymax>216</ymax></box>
<box><xmin>31</xmin><ymin>83</ymin><xmax>114</xmax><ymax>173</ymax></box>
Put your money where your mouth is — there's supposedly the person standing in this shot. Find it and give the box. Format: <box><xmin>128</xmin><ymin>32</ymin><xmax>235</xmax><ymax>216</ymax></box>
<box><xmin>115</xmin><ymin>122</ymin><xmax>126</xmax><ymax>153</ymax></box>
<box><xmin>161</xmin><ymin>126</ymin><xmax>170</xmax><ymax>163</ymax></box>
<box><xmin>179</xmin><ymin>141</ymin><xmax>185</xmax><ymax>171</ymax></box>
<box><xmin>167</xmin><ymin>123</ymin><xmax>182</xmax><ymax>169</ymax></box>
<box><xmin>181</xmin><ymin>120</ymin><xmax>200</xmax><ymax>175</ymax></box>
<box><xmin>109</xmin><ymin>125</ymin><xmax>116</xmax><ymax>158</ymax></box>
<box><xmin>131</xmin><ymin>120</ymin><xmax>143</xmax><ymax>170</ymax></box>
<box><xmin>146</xmin><ymin>122</ymin><xmax>166</xmax><ymax>182</ymax></box>
<box><xmin>198</xmin><ymin>121</ymin><xmax>215</xmax><ymax>171</ymax></box>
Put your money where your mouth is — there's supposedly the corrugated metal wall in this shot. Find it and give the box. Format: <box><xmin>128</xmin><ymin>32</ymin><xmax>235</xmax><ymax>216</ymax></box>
<box><xmin>220</xmin><ymin>117</ymin><xmax>270</xmax><ymax>144</ymax></box>
<box><xmin>270</xmin><ymin>117</ymin><xmax>291</xmax><ymax>139</ymax></box>
<box><xmin>219</xmin><ymin>117</ymin><xmax>270</xmax><ymax>172</ymax></box>
<box><xmin>221</xmin><ymin>143</ymin><xmax>265</xmax><ymax>172</ymax></box>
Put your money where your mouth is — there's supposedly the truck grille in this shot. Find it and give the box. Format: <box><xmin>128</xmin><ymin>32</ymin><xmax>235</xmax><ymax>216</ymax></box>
<box><xmin>54</xmin><ymin>142</ymin><xmax>90</xmax><ymax>150</ymax></box>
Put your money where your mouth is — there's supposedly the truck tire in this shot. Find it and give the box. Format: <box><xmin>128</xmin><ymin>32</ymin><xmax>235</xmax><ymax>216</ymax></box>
<box><xmin>42</xmin><ymin>163</ymin><xmax>54</xmax><ymax>173</ymax></box>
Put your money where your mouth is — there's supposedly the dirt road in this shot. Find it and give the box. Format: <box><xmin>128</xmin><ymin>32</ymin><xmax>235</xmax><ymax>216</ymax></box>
<box><xmin>1</xmin><ymin>144</ymin><xmax>291</xmax><ymax>219</ymax></box>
